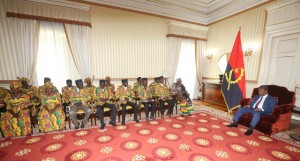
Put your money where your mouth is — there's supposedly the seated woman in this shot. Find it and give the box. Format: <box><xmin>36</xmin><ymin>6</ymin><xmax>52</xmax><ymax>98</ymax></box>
<box><xmin>19</xmin><ymin>77</ymin><xmax>40</xmax><ymax>116</ymax></box>
<box><xmin>178</xmin><ymin>94</ymin><xmax>194</xmax><ymax>116</ymax></box>
<box><xmin>38</xmin><ymin>82</ymin><xmax>65</xmax><ymax>133</ymax></box>
<box><xmin>0</xmin><ymin>82</ymin><xmax>31</xmax><ymax>138</ymax></box>
<box><xmin>171</xmin><ymin>78</ymin><xmax>189</xmax><ymax>101</ymax></box>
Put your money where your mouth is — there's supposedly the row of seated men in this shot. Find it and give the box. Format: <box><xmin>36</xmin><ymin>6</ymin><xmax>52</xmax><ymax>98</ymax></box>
<box><xmin>0</xmin><ymin>76</ymin><xmax>176</xmax><ymax>138</ymax></box>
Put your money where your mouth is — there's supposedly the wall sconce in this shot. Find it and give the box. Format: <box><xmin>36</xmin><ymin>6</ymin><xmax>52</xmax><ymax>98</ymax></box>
<box><xmin>206</xmin><ymin>54</ymin><xmax>213</xmax><ymax>61</ymax></box>
<box><xmin>295</xmin><ymin>82</ymin><xmax>300</xmax><ymax>94</ymax></box>
<box><xmin>243</xmin><ymin>48</ymin><xmax>253</xmax><ymax>61</ymax></box>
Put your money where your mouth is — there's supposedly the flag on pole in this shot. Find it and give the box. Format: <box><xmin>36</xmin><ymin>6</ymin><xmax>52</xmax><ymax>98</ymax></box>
<box><xmin>221</xmin><ymin>30</ymin><xmax>246</xmax><ymax>111</ymax></box>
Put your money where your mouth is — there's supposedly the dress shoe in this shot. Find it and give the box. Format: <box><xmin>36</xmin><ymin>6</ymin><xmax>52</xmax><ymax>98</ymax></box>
<box><xmin>100</xmin><ymin>124</ymin><xmax>106</xmax><ymax>130</ymax></box>
<box><xmin>122</xmin><ymin>122</ymin><xmax>125</xmax><ymax>125</ymax></box>
<box><xmin>226</xmin><ymin>123</ymin><xmax>238</xmax><ymax>128</ymax></box>
<box><xmin>134</xmin><ymin>119</ymin><xmax>139</xmax><ymax>123</ymax></box>
<box><xmin>80</xmin><ymin>123</ymin><xmax>85</xmax><ymax>129</ymax></box>
<box><xmin>166</xmin><ymin>113</ymin><xmax>171</xmax><ymax>117</ymax></box>
<box><xmin>244</xmin><ymin>129</ymin><xmax>253</xmax><ymax>136</ymax></box>
<box><xmin>150</xmin><ymin>116</ymin><xmax>156</xmax><ymax>120</ymax></box>
<box><xmin>75</xmin><ymin>126</ymin><xmax>79</xmax><ymax>130</ymax></box>
<box><xmin>109</xmin><ymin>121</ymin><xmax>117</xmax><ymax>126</ymax></box>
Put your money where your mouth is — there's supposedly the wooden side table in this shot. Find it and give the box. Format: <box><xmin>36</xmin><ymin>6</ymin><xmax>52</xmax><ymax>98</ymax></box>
<box><xmin>290</xmin><ymin>106</ymin><xmax>300</xmax><ymax>141</ymax></box>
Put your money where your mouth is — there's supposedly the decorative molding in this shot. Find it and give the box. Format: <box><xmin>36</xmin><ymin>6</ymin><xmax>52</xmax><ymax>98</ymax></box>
<box><xmin>28</xmin><ymin>0</ymin><xmax>91</xmax><ymax>10</ymax></box>
<box><xmin>7</xmin><ymin>12</ymin><xmax>92</xmax><ymax>27</ymax></box>
<box><xmin>166</xmin><ymin>34</ymin><xmax>207</xmax><ymax>41</ymax></box>
<box><xmin>70</xmin><ymin>0</ymin><xmax>273</xmax><ymax>25</ymax></box>
<box><xmin>169</xmin><ymin>20</ymin><xmax>209</xmax><ymax>31</ymax></box>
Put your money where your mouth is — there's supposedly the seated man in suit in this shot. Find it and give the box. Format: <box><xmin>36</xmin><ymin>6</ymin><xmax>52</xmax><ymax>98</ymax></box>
<box><xmin>227</xmin><ymin>85</ymin><xmax>277</xmax><ymax>135</ymax></box>
<box><xmin>137</xmin><ymin>78</ymin><xmax>156</xmax><ymax>121</ymax></box>
<box><xmin>69</xmin><ymin>79</ymin><xmax>92</xmax><ymax>129</ymax></box>
<box><xmin>155</xmin><ymin>76</ymin><xmax>175</xmax><ymax>118</ymax></box>
<box><xmin>116</xmin><ymin>79</ymin><xmax>139</xmax><ymax>125</ymax></box>
<box><xmin>94</xmin><ymin>80</ymin><xmax>117</xmax><ymax>129</ymax></box>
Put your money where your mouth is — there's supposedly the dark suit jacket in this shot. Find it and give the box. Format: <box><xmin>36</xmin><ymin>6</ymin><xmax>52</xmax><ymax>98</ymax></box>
<box><xmin>249</xmin><ymin>95</ymin><xmax>277</xmax><ymax>115</ymax></box>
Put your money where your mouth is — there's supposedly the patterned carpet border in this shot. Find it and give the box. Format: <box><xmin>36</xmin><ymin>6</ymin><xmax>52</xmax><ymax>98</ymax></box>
<box><xmin>1</xmin><ymin>104</ymin><xmax>299</xmax><ymax>148</ymax></box>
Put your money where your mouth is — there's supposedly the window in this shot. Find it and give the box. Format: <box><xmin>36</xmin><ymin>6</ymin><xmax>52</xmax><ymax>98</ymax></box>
<box><xmin>36</xmin><ymin>21</ymin><xmax>79</xmax><ymax>92</ymax></box>
<box><xmin>175</xmin><ymin>39</ymin><xmax>197</xmax><ymax>99</ymax></box>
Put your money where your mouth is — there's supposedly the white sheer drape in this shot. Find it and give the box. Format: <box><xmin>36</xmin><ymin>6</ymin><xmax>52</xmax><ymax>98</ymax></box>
<box><xmin>195</xmin><ymin>40</ymin><xmax>206</xmax><ymax>98</ymax></box>
<box><xmin>9</xmin><ymin>18</ymin><xmax>39</xmax><ymax>84</ymax></box>
<box><xmin>167</xmin><ymin>37</ymin><xmax>182</xmax><ymax>85</ymax></box>
<box><xmin>175</xmin><ymin>39</ymin><xmax>196</xmax><ymax>99</ymax></box>
<box><xmin>64</xmin><ymin>24</ymin><xmax>91</xmax><ymax>78</ymax></box>
<box><xmin>36</xmin><ymin>21</ymin><xmax>80</xmax><ymax>92</ymax></box>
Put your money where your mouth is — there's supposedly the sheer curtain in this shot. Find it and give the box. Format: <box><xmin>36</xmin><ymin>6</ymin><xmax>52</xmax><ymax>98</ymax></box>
<box><xmin>167</xmin><ymin>37</ymin><xmax>182</xmax><ymax>85</ymax></box>
<box><xmin>9</xmin><ymin>18</ymin><xmax>40</xmax><ymax>84</ymax></box>
<box><xmin>175</xmin><ymin>39</ymin><xmax>197</xmax><ymax>99</ymax></box>
<box><xmin>195</xmin><ymin>40</ymin><xmax>206</xmax><ymax>98</ymax></box>
<box><xmin>36</xmin><ymin>21</ymin><xmax>80</xmax><ymax>92</ymax></box>
<box><xmin>64</xmin><ymin>24</ymin><xmax>91</xmax><ymax>78</ymax></box>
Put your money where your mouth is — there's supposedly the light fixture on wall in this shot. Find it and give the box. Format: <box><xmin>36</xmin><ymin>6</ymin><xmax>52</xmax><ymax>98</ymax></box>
<box><xmin>243</xmin><ymin>48</ymin><xmax>253</xmax><ymax>61</ymax></box>
<box><xmin>206</xmin><ymin>54</ymin><xmax>213</xmax><ymax>62</ymax></box>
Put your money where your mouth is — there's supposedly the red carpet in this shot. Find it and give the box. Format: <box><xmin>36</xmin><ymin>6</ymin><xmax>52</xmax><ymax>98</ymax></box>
<box><xmin>1</xmin><ymin>111</ymin><xmax>300</xmax><ymax>161</ymax></box>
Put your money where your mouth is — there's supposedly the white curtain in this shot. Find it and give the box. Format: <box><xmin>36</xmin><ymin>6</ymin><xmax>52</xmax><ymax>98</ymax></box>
<box><xmin>9</xmin><ymin>18</ymin><xmax>39</xmax><ymax>84</ymax></box>
<box><xmin>174</xmin><ymin>39</ymin><xmax>196</xmax><ymax>99</ymax></box>
<box><xmin>167</xmin><ymin>37</ymin><xmax>182</xmax><ymax>85</ymax></box>
<box><xmin>36</xmin><ymin>21</ymin><xmax>80</xmax><ymax>92</ymax></box>
<box><xmin>195</xmin><ymin>40</ymin><xmax>206</xmax><ymax>98</ymax></box>
<box><xmin>64</xmin><ymin>24</ymin><xmax>91</xmax><ymax>78</ymax></box>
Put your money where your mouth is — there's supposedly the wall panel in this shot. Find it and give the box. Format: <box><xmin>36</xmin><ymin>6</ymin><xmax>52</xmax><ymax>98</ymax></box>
<box><xmin>90</xmin><ymin>6</ymin><xmax>168</xmax><ymax>79</ymax></box>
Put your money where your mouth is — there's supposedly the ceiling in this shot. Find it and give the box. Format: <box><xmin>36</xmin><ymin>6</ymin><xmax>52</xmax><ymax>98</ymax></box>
<box><xmin>77</xmin><ymin>0</ymin><xmax>270</xmax><ymax>25</ymax></box>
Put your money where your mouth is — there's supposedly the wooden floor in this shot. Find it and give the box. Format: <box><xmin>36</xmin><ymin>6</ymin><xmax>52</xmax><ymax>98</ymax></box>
<box><xmin>193</xmin><ymin>100</ymin><xmax>300</xmax><ymax>134</ymax></box>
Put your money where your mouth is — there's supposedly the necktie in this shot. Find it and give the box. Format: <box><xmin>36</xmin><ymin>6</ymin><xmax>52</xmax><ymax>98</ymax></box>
<box><xmin>255</xmin><ymin>96</ymin><xmax>263</xmax><ymax>109</ymax></box>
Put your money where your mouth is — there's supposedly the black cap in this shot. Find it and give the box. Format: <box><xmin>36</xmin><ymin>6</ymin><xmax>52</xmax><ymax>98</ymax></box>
<box><xmin>75</xmin><ymin>79</ymin><xmax>83</xmax><ymax>84</ymax></box>
<box><xmin>66</xmin><ymin>79</ymin><xmax>72</xmax><ymax>83</ymax></box>
<box><xmin>122</xmin><ymin>79</ymin><xmax>128</xmax><ymax>83</ymax></box>
<box><xmin>99</xmin><ymin>80</ymin><xmax>105</xmax><ymax>84</ymax></box>
<box><xmin>44</xmin><ymin>77</ymin><xmax>51</xmax><ymax>82</ymax></box>
<box><xmin>142</xmin><ymin>78</ymin><xmax>147</xmax><ymax>81</ymax></box>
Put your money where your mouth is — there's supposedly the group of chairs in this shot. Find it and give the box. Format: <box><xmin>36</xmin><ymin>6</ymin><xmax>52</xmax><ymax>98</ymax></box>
<box><xmin>64</xmin><ymin>95</ymin><xmax>179</xmax><ymax>129</ymax></box>
<box><xmin>27</xmin><ymin>95</ymin><xmax>179</xmax><ymax>133</ymax></box>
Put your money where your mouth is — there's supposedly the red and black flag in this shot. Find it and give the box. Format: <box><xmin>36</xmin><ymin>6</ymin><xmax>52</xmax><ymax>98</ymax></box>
<box><xmin>221</xmin><ymin>30</ymin><xmax>246</xmax><ymax>111</ymax></box>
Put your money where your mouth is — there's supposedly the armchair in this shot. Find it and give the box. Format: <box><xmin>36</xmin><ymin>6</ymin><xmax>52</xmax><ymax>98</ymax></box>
<box><xmin>237</xmin><ymin>85</ymin><xmax>295</xmax><ymax>135</ymax></box>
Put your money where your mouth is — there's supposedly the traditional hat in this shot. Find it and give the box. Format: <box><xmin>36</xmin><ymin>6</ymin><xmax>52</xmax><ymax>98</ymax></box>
<box><xmin>19</xmin><ymin>77</ymin><xmax>29</xmax><ymax>83</ymax></box>
<box><xmin>10</xmin><ymin>81</ymin><xmax>21</xmax><ymax>90</ymax></box>
<box><xmin>44</xmin><ymin>77</ymin><xmax>51</xmax><ymax>82</ymax></box>
<box><xmin>44</xmin><ymin>82</ymin><xmax>54</xmax><ymax>90</ymax></box>
<box><xmin>84</xmin><ymin>77</ymin><xmax>91</xmax><ymax>83</ymax></box>
<box><xmin>66</xmin><ymin>79</ymin><xmax>72</xmax><ymax>83</ymax></box>
<box><xmin>99</xmin><ymin>79</ymin><xmax>106</xmax><ymax>84</ymax></box>
<box><xmin>121</xmin><ymin>79</ymin><xmax>128</xmax><ymax>83</ymax></box>
<box><xmin>75</xmin><ymin>79</ymin><xmax>83</xmax><ymax>84</ymax></box>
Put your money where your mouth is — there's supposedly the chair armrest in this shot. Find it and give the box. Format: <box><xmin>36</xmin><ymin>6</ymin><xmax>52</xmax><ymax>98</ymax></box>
<box><xmin>239</xmin><ymin>98</ymin><xmax>253</xmax><ymax>107</ymax></box>
<box><xmin>271</xmin><ymin>104</ymin><xmax>293</xmax><ymax>119</ymax></box>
